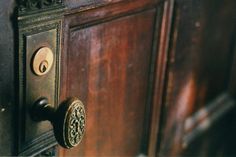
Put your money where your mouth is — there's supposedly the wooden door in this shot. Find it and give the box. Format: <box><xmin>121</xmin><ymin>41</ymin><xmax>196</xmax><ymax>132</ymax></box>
<box><xmin>59</xmin><ymin>0</ymin><xmax>163</xmax><ymax>156</ymax></box>
<box><xmin>59</xmin><ymin>0</ymin><xmax>236</xmax><ymax>156</ymax></box>
<box><xmin>156</xmin><ymin>0</ymin><xmax>236</xmax><ymax>157</ymax></box>
<box><xmin>1</xmin><ymin>0</ymin><xmax>236</xmax><ymax>156</ymax></box>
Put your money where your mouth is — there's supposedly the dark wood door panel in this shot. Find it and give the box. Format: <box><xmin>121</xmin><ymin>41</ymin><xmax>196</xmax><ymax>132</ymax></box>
<box><xmin>158</xmin><ymin>0</ymin><xmax>236</xmax><ymax>157</ymax></box>
<box><xmin>61</xmin><ymin>9</ymin><xmax>157</xmax><ymax>156</ymax></box>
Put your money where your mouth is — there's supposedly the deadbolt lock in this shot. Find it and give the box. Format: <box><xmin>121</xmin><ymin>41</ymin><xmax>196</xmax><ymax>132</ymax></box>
<box><xmin>32</xmin><ymin>47</ymin><xmax>54</xmax><ymax>76</ymax></box>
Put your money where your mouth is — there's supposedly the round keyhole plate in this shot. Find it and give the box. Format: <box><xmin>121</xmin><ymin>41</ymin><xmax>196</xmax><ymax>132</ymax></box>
<box><xmin>32</xmin><ymin>47</ymin><xmax>54</xmax><ymax>76</ymax></box>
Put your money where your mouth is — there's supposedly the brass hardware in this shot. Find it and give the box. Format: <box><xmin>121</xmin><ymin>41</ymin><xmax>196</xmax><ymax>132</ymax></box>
<box><xmin>17</xmin><ymin>0</ymin><xmax>64</xmax><ymax>154</ymax></box>
<box><xmin>32</xmin><ymin>47</ymin><xmax>54</xmax><ymax>76</ymax></box>
<box><xmin>30</xmin><ymin>97</ymin><xmax>86</xmax><ymax>149</ymax></box>
<box><xmin>19</xmin><ymin>0</ymin><xmax>63</xmax><ymax>13</ymax></box>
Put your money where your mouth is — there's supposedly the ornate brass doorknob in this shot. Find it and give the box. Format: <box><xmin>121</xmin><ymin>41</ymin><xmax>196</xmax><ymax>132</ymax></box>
<box><xmin>30</xmin><ymin>97</ymin><xmax>86</xmax><ymax>149</ymax></box>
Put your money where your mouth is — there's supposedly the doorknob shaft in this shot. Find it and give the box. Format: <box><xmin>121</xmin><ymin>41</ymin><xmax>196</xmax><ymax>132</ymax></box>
<box><xmin>30</xmin><ymin>97</ymin><xmax>86</xmax><ymax>149</ymax></box>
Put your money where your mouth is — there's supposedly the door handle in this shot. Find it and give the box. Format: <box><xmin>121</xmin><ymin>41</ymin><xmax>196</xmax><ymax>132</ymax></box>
<box><xmin>30</xmin><ymin>97</ymin><xmax>86</xmax><ymax>149</ymax></box>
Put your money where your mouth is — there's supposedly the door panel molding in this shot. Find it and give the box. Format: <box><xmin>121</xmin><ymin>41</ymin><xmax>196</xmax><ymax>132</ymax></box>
<box><xmin>147</xmin><ymin>0</ymin><xmax>175</xmax><ymax>156</ymax></box>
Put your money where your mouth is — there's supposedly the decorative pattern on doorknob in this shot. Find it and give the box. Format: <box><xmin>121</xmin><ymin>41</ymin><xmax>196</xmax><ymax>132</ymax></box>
<box><xmin>64</xmin><ymin>99</ymin><xmax>86</xmax><ymax>148</ymax></box>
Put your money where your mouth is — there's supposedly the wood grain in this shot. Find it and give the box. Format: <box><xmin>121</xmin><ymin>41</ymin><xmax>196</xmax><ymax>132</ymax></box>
<box><xmin>158</xmin><ymin>0</ymin><xmax>236</xmax><ymax>157</ymax></box>
<box><xmin>60</xmin><ymin>7</ymin><xmax>157</xmax><ymax>156</ymax></box>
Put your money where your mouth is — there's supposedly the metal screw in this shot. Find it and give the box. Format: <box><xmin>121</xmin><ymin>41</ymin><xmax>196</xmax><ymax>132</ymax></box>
<box><xmin>39</xmin><ymin>60</ymin><xmax>49</xmax><ymax>73</ymax></box>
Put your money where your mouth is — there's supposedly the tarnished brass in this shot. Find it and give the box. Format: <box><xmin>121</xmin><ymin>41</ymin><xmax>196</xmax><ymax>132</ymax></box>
<box><xmin>17</xmin><ymin>0</ymin><xmax>65</xmax><ymax>155</ymax></box>
<box><xmin>32</xmin><ymin>47</ymin><xmax>54</xmax><ymax>76</ymax></box>
<box><xmin>31</xmin><ymin>97</ymin><xmax>86</xmax><ymax>149</ymax></box>
<box><xmin>18</xmin><ymin>24</ymin><xmax>61</xmax><ymax>154</ymax></box>
<box><xmin>19</xmin><ymin>0</ymin><xmax>62</xmax><ymax>13</ymax></box>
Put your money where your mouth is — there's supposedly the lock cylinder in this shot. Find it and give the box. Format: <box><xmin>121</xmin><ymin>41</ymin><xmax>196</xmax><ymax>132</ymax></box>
<box><xmin>32</xmin><ymin>47</ymin><xmax>54</xmax><ymax>76</ymax></box>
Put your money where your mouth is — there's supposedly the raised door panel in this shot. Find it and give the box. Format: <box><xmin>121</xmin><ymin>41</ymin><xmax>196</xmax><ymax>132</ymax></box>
<box><xmin>60</xmin><ymin>3</ymin><xmax>160</xmax><ymax>156</ymax></box>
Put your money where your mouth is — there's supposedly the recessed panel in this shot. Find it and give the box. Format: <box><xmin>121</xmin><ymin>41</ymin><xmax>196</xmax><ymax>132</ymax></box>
<box><xmin>64</xmin><ymin>9</ymin><xmax>156</xmax><ymax>156</ymax></box>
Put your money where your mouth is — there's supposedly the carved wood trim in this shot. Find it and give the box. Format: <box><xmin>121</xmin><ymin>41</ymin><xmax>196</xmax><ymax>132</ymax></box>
<box><xmin>18</xmin><ymin>0</ymin><xmax>63</xmax><ymax>14</ymax></box>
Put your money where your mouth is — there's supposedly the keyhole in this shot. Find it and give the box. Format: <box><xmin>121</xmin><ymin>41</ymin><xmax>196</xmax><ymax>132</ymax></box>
<box><xmin>39</xmin><ymin>61</ymin><xmax>49</xmax><ymax>73</ymax></box>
